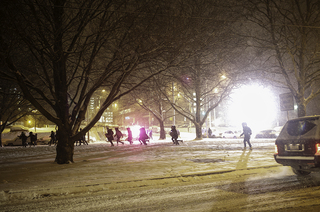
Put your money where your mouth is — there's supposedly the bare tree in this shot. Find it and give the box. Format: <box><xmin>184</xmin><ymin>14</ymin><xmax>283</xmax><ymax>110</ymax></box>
<box><xmin>0</xmin><ymin>0</ymin><xmax>183</xmax><ymax>163</ymax></box>
<box><xmin>156</xmin><ymin>0</ymin><xmax>244</xmax><ymax>139</ymax></box>
<box><xmin>241</xmin><ymin>0</ymin><xmax>320</xmax><ymax>117</ymax></box>
<box><xmin>0</xmin><ymin>80</ymin><xmax>32</xmax><ymax>147</ymax></box>
<box><xmin>163</xmin><ymin>61</ymin><xmax>237</xmax><ymax>139</ymax></box>
<box><xmin>131</xmin><ymin>75</ymin><xmax>174</xmax><ymax>140</ymax></box>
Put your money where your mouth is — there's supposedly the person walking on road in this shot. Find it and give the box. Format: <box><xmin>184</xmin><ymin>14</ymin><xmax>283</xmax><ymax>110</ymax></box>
<box><xmin>126</xmin><ymin>127</ymin><xmax>133</xmax><ymax>144</ymax></box>
<box><xmin>76</xmin><ymin>128</ymin><xmax>88</xmax><ymax>146</ymax></box>
<box><xmin>170</xmin><ymin>126</ymin><xmax>179</xmax><ymax>145</ymax></box>
<box><xmin>139</xmin><ymin>127</ymin><xmax>149</xmax><ymax>145</ymax></box>
<box><xmin>28</xmin><ymin>132</ymin><xmax>37</xmax><ymax>147</ymax></box>
<box><xmin>240</xmin><ymin>122</ymin><xmax>252</xmax><ymax>150</ymax></box>
<box><xmin>208</xmin><ymin>128</ymin><xmax>212</xmax><ymax>138</ymax></box>
<box><xmin>49</xmin><ymin>131</ymin><xmax>56</xmax><ymax>146</ymax></box>
<box><xmin>114</xmin><ymin>127</ymin><xmax>124</xmax><ymax>145</ymax></box>
<box><xmin>18</xmin><ymin>131</ymin><xmax>28</xmax><ymax>147</ymax></box>
<box><xmin>105</xmin><ymin>127</ymin><xmax>114</xmax><ymax>146</ymax></box>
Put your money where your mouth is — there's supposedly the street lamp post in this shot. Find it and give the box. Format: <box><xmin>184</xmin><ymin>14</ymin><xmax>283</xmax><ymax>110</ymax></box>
<box><xmin>172</xmin><ymin>82</ymin><xmax>175</xmax><ymax>126</ymax></box>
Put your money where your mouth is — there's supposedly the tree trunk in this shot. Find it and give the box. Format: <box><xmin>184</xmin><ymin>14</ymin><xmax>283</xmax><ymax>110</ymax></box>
<box><xmin>195</xmin><ymin>123</ymin><xmax>202</xmax><ymax>139</ymax></box>
<box><xmin>159</xmin><ymin>120</ymin><xmax>166</xmax><ymax>140</ymax></box>
<box><xmin>0</xmin><ymin>132</ymin><xmax>2</xmax><ymax>147</ymax></box>
<box><xmin>296</xmin><ymin>97</ymin><xmax>307</xmax><ymax>117</ymax></box>
<box><xmin>55</xmin><ymin>141</ymin><xmax>74</xmax><ymax>164</ymax></box>
<box><xmin>55</xmin><ymin>129</ymin><xmax>75</xmax><ymax>164</ymax></box>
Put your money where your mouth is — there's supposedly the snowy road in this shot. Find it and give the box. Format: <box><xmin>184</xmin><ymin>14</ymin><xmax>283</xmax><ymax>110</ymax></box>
<box><xmin>1</xmin><ymin>137</ymin><xmax>320</xmax><ymax>211</ymax></box>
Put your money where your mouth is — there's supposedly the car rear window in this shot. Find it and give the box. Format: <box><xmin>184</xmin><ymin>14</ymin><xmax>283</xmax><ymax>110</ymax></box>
<box><xmin>287</xmin><ymin>119</ymin><xmax>317</xmax><ymax>136</ymax></box>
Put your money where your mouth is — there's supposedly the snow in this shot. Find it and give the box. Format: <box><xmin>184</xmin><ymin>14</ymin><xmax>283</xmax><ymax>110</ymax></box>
<box><xmin>0</xmin><ymin>132</ymin><xmax>278</xmax><ymax>211</ymax></box>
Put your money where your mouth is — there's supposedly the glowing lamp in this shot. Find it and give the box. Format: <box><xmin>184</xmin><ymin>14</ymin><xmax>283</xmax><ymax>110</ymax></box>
<box><xmin>316</xmin><ymin>144</ymin><xmax>320</xmax><ymax>155</ymax></box>
<box><xmin>274</xmin><ymin>145</ymin><xmax>278</xmax><ymax>155</ymax></box>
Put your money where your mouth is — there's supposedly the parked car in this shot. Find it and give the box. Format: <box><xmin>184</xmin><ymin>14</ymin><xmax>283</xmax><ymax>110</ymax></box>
<box><xmin>274</xmin><ymin>115</ymin><xmax>320</xmax><ymax>176</ymax></box>
<box><xmin>3</xmin><ymin>136</ymin><xmax>31</xmax><ymax>146</ymax></box>
<box><xmin>2</xmin><ymin>132</ymin><xmax>50</xmax><ymax>146</ymax></box>
<box><xmin>9</xmin><ymin>125</ymin><xmax>29</xmax><ymax>132</ymax></box>
<box><xmin>221</xmin><ymin>130</ymin><xmax>238</xmax><ymax>139</ymax></box>
<box><xmin>255</xmin><ymin>129</ymin><xmax>278</xmax><ymax>138</ymax></box>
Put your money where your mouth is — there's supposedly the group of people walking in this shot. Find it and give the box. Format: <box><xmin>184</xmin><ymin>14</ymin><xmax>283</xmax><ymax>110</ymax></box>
<box><xmin>18</xmin><ymin>131</ymin><xmax>38</xmax><ymax>147</ymax></box>
<box><xmin>105</xmin><ymin>127</ymin><xmax>152</xmax><ymax>146</ymax></box>
<box><xmin>49</xmin><ymin>129</ymin><xmax>88</xmax><ymax>146</ymax></box>
<box><xmin>19</xmin><ymin>130</ymin><xmax>58</xmax><ymax>147</ymax></box>
<box><xmin>104</xmin><ymin>126</ymin><xmax>182</xmax><ymax>146</ymax></box>
<box><xmin>18</xmin><ymin>129</ymin><xmax>89</xmax><ymax>147</ymax></box>
<box><xmin>105</xmin><ymin>127</ymin><xmax>125</xmax><ymax>146</ymax></box>
<box><xmin>17</xmin><ymin>123</ymin><xmax>251</xmax><ymax>148</ymax></box>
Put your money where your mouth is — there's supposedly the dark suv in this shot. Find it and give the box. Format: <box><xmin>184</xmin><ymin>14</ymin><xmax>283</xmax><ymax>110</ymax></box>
<box><xmin>274</xmin><ymin>115</ymin><xmax>320</xmax><ymax>176</ymax></box>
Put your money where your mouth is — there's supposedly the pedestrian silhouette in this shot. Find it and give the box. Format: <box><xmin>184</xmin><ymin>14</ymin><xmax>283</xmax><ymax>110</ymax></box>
<box><xmin>18</xmin><ymin>131</ymin><xmax>28</xmax><ymax>147</ymax></box>
<box><xmin>240</xmin><ymin>122</ymin><xmax>252</xmax><ymax>149</ymax></box>
<box><xmin>76</xmin><ymin>128</ymin><xmax>88</xmax><ymax>146</ymax></box>
<box><xmin>28</xmin><ymin>132</ymin><xmax>36</xmax><ymax>146</ymax></box>
<box><xmin>105</xmin><ymin>127</ymin><xmax>114</xmax><ymax>146</ymax></box>
<box><xmin>114</xmin><ymin>127</ymin><xmax>124</xmax><ymax>145</ymax></box>
<box><xmin>126</xmin><ymin>127</ymin><xmax>133</xmax><ymax>144</ymax></box>
<box><xmin>139</xmin><ymin>127</ymin><xmax>149</xmax><ymax>145</ymax></box>
<box><xmin>208</xmin><ymin>128</ymin><xmax>212</xmax><ymax>138</ymax></box>
<box><xmin>170</xmin><ymin>126</ymin><xmax>179</xmax><ymax>145</ymax></box>
<box><xmin>49</xmin><ymin>131</ymin><xmax>56</xmax><ymax>146</ymax></box>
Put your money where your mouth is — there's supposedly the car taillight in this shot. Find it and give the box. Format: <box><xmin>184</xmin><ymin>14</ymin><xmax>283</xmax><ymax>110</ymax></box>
<box><xmin>275</xmin><ymin>145</ymin><xmax>278</xmax><ymax>154</ymax></box>
<box><xmin>316</xmin><ymin>144</ymin><xmax>320</xmax><ymax>155</ymax></box>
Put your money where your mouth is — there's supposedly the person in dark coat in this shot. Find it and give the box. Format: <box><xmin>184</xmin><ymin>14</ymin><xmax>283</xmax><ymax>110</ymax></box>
<box><xmin>76</xmin><ymin>128</ymin><xmax>88</xmax><ymax>146</ymax></box>
<box><xmin>28</xmin><ymin>132</ymin><xmax>36</xmax><ymax>146</ymax></box>
<box><xmin>126</xmin><ymin>127</ymin><xmax>133</xmax><ymax>144</ymax></box>
<box><xmin>240</xmin><ymin>122</ymin><xmax>252</xmax><ymax>149</ymax></box>
<box><xmin>170</xmin><ymin>126</ymin><xmax>179</xmax><ymax>145</ymax></box>
<box><xmin>105</xmin><ymin>128</ymin><xmax>114</xmax><ymax>146</ymax></box>
<box><xmin>208</xmin><ymin>128</ymin><xmax>212</xmax><ymax>138</ymax></box>
<box><xmin>139</xmin><ymin>127</ymin><xmax>149</xmax><ymax>145</ymax></box>
<box><xmin>49</xmin><ymin>131</ymin><xmax>56</xmax><ymax>146</ymax></box>
<box><xmin>114</xmin><ymin>127</ymin><xmax>124</xmax><ymax>145</ymax></box>
<box><xmin>18</xmin><ymin>131</ymin><xmax>28</xmax><ymax>147</ymax></box>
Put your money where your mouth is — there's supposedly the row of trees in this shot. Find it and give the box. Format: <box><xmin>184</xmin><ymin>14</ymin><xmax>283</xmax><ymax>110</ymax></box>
<box><xmin>241</xmin><ymin>0</ymin><xmax>320</xmax><ymax>116</ymax></box>
<box><xmin>130</xmin><ymin>0</ymin><xmax>320</xmax><ymax>139</ymax></box>
<box><xmin>0</xmin><ymin>79</ymin><xmax>33</xmax><ymax>146</ymax></box>
<box><xmin>0</xmin><ymin>0</ymin><xmax>319</xmax><ymax>163</ymax></box>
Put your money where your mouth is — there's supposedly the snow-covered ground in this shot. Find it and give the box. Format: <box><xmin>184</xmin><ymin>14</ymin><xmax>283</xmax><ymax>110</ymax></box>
<box><xmin>0</xmin><ymin>132</ymin><xmax>278</xmax><ymax>211</ymax></box>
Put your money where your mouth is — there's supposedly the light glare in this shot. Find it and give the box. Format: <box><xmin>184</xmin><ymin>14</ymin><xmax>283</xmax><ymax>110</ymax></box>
<box><xmin>227</xmin><ymin>84</ymin><xmax>277</xmax><ymax>131</ymax></box>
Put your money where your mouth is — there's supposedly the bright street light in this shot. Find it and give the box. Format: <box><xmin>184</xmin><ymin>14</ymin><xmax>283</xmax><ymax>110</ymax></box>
<box><xmin>227</xmin><ymin>84</ymin><xmax>277</xmax><ymax>131</ymax></box>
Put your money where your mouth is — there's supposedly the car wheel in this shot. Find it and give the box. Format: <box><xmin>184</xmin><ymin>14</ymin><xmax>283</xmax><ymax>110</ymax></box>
<box><xmin>291</xmin><ymin>167</ymin><xmax>311</xmax><ymax>176</ymax></box>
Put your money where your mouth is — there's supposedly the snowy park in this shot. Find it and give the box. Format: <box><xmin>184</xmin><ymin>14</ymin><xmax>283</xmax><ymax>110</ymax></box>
<box><xmin>0</xmin><ymin>132</ymin><xmax>282</xmax><ymax>211</ymax></box>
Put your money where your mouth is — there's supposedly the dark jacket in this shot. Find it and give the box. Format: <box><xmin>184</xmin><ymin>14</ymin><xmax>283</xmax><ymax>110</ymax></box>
<box><xmin>139</xmin><ymin>128</ymin><xmax>149</xmax><ymax>141</ymax></box>
<box><xmin>170</xmin><ymin>126</ymin><xmax>178</xmax><ymax>139</ymax></box>
<box><xmin>241</xmin><ymin>126</ymin><xmax>252</xmax><ymax>138</ymax></box>
<box><xmin>105</xmin><ymin>129</ymin><xmax>114</xmax><ymax>141</ymax></box>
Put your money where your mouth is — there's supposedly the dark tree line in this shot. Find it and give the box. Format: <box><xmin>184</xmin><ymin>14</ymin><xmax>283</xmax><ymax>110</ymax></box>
<box><xmin>0</xmin><ymin>0</ymin><xmax>319</xmax><ymax>162</ymax></box>
<box><xmin>0</xmin><ymin>80</ymin><xmax>32</xmax><ymax>147</ymax></box>
<box><xmin>0</xmin><ymin>0</ymin><xmax>187</xmax><ymax>163</ymax></box>
<box><xmin>238</xmin><ymin>0</ymin><xmax>320</xmax><ymax>117</ymax></box>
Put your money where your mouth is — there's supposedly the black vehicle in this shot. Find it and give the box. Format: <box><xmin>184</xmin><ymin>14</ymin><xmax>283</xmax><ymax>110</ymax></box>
<box><xmin>274</xmin><ymin>115</ymin><xmax>320</xmax><ymax>176</ymax></box>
